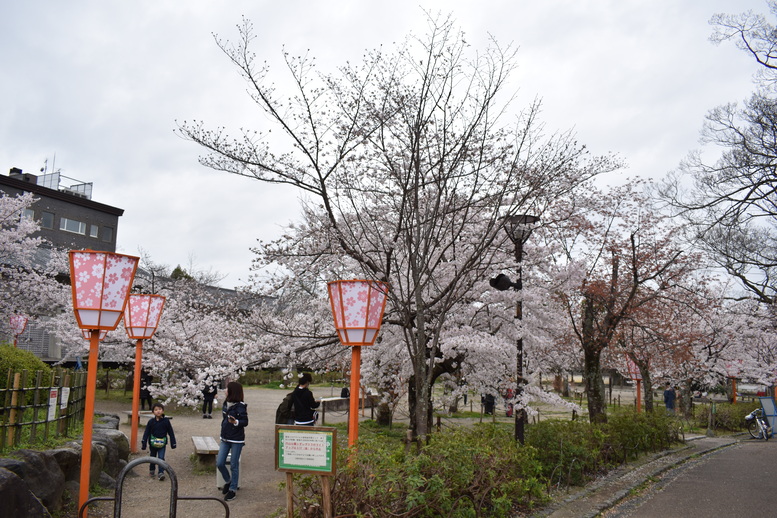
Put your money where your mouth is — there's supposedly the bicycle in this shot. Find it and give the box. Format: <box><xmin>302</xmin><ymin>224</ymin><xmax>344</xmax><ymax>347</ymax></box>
<box><xmin>745</xmin><ymin>407</ymin><xmax>772</xmax><ymax>440</ymax></box>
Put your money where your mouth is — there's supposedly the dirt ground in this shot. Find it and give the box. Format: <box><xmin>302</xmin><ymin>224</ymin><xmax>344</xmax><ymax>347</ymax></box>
<box><xmin>82</xmin><ymin>387</ymin><xmax>353</xmax><ymax>518</ymax></box>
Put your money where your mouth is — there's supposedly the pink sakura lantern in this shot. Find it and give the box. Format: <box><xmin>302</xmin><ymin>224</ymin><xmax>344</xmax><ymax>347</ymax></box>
<box><xmin>10</xmin><ymin>314</ymin><xmax>28</xmax><ymax>347</ymax></box>
<box><xmin>68</xmin><ymin>250</ymin><xmax>138</xmax><ymax>517</ymax></box>
<box><xmin>124</xmin><ymin>294</ymin><xmax>166</xmax><ymax>453</ymax></box>
<box><xmin>327</xmin><ymin>280</ymin><xmax>388</xmax><ymax>447</ymax></box>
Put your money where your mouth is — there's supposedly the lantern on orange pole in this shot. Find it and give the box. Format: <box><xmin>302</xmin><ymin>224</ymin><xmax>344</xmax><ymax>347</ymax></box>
<box><xmin>68</xmin><ymin>250</ymin><xmax>138</xmax><ymax>517</ymax></box>
<box><xmin>10</xmin><ymin>314</ymin><xmax>28</xmax><ymax>347</ymax></box>
<box><xmin>123</xmin><ymin>294</ymin><xmax>165</xmax><ymax>454</ymax></box>
<box><xmin>327</xmin><ymin>279</ymin><xmax>388</xmax><ymax>448</ymax></box>
<box><xmin>626</xmin><ymin>358</ymin><xmax>643</xmax><ymax>413</ymax></box>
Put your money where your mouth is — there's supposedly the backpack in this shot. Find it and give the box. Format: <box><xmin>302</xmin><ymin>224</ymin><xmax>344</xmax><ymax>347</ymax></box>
<box><xmin>275</xmin><ymin>392</ymin><xmax>295</xmax><ymax>424</ymax></box>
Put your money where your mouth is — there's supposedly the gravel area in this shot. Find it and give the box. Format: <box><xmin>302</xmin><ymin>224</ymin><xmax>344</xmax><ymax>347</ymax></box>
<box><xmin>83</xmin><ymin>386</ymin><xmax>351</xmax><ymax>518</ymax></box>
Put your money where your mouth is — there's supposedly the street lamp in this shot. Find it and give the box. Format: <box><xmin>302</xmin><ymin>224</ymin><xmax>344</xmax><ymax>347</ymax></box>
<box><xmin>327</xmin><ymin>279</ymin><xmax>389</xmax><ymax>447</ymax></box>
<box><xmin>69</xmin><ymin>250</ymin><xmax>138</xmax><ymax>517</ymax></box>
<box><xmin>10</xmin><ymin>314</ymin><xmax>28</xmax><ymax>347</ymax></box>
<box><xmin>490</xmin><ymin>214</ymin><xmax>539</xmax><ymax>444</ymax></box>
<box><xmin>124</xmin><ymin>294</ymin><xmax>166</xmax><ymax>454</ymax></box>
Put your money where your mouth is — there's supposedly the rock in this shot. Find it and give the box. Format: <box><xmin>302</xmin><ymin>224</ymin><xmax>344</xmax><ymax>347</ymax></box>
<box><xmin>92</xmin><ymin>433</ymin><xmax>122</xmax><ymax>478</ymax></box>
<box><xmin>7</xmin><ymin>449</ymin><xmax>65</xmax><ymax>513</ymax></box>
<box><xmin>49</xmin><ymin>447</ymin><xmax>81</xmax><ymax>482</ymax></box>
<box><xmin>93</xmin><ymin>428</ymin><xmax>130</xmax><ymax>462</ymax></box>
<box><xmin>0</xmin><ymin>467</ymin><xmax>54</xmax><ymax>518</ymax></box>
<box><xmin>98</xmin><ymin>471</ymin><xmax>116</xmax><ymax>489</ymax></box>
<box><xmin>94</xmin><ymin>412</ymin><xmax>121</xmax><ymax>430</ymax></box>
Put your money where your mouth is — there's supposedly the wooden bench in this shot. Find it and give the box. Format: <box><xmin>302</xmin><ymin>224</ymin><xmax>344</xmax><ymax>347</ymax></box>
<box><xmin>192</xmin><ymin>436</ymin><xmax>220</xmax><ymax>467</ymax></box>
<box><xmin>121</xmin><ymin>410</ymin><xmax>153</xmax><ymax>425</ymax></box>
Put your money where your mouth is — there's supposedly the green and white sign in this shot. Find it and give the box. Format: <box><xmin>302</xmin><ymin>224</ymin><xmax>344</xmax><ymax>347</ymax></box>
<box><xmin>275</xmin><ymin>426</ymin><xmax>337</xmax><ymax>475</ymax></box>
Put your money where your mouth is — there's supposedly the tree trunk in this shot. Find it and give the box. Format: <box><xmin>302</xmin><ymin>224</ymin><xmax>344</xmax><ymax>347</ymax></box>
<box><xmin>682</xmin><ymin>378</ymin><xmax>694</xmax><ymax>420</ymax></box>
<box><xmin>583</xmin><ymin>346</ymin><xmax>607</xmax><ymax>423</ymax></box>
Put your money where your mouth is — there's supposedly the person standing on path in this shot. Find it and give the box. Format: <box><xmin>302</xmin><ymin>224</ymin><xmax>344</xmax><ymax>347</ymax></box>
<box><xmin>140</xmin><ymin>369</ymin><xmax>153</xmax><ymax>410</ymax></box>
<box><xmin>202</xmin><ymin>381</ymin><xmax>218</xmax><ymax>419</ymax></box>
<box><xmin>663</xmin><ymin>383</ymin><xmax>676</xmax><ymax>416</ymax></box>
<box><xmin>141</xmin><ymin>402</ymin><xmax>177</xmax><ymax>480</ymax></box>
<box><xmin>292</xmin><ymin>372</ymin><xmax>320</xmax><ymax>426</ymax></box>
<box><xmin>217</xmin><ymin>381</ymin><xmax>248</xmax><ymax>502</ymax></box>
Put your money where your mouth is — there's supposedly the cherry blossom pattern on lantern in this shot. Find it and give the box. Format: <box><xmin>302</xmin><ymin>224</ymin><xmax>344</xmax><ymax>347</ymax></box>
<box><xmin>327</xmin><ymin>280</ymin><xmax>389</xmax><ymax>346</ymax></box>
<box><xmin>10</xmin><ymin>314</ymin><xmax>28</xmax><ymax>336</ymax></box>
<box><xmin>124</xmin><ymin>294</ymin><xmax>166</xmax><ymax>339</ymax></box>
<box><xmin>69</xmin><ymin>251</ymin><xmax>139</xmax><ymax>330</ymax></box>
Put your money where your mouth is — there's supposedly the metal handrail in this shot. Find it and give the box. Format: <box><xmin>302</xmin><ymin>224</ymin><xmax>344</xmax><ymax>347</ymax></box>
<box><xmin>78</xmin><ymin>457</ymin><xmax>229</xmax><ymax>517</ymax></box>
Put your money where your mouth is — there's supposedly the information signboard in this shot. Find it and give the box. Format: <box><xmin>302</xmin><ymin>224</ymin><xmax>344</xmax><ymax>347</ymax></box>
<box><xmin>275</xmin><ymin>425</ymin><xmax>337</xmax><ymax>476</ymax></box>
<box><xmin>47</xmin><ymin>388</ymin><xmax>58</xmax><ymax>421</ymax></box>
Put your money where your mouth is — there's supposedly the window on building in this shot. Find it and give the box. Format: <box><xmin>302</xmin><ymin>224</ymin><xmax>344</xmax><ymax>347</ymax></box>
<box><xmin>41</xmin><ymin>211</ymin><xmax>55</xmax><ymax>229</ymax></box>
<box><xmin>90</xmin><ymin>225</ymin><xmax>99</xmax><ymax>238</ymax></box>
<box><xmin>60</xmin><ymin>217</ymin><xmax>86</xmax><ymax>235</ymax></box>
<box><xmin>23</xmin><ymin>208</ymin><xmax>34</xmax><ymax>220</ymax></box>
<box><xmin>102</xmin><ymin>226</ymin><xmax>114</xmax><ymax>243</ymax></box>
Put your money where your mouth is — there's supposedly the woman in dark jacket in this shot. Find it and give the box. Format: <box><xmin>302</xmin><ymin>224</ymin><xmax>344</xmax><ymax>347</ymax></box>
<box><xmin>216</xmin><ymin>381</ymin><xmax>248</xmax><ymax>502</ymax></box>
<box><xmin>292</xmin><ymin>372</ymin><xmax>320</xmax><ymax>426</ymax></box>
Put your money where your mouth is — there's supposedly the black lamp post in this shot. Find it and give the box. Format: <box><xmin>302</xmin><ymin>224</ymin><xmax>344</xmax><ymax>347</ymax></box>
<box><xmin>490</xmin><ymin>214</ymin><xmax>539</xmax><ymax>444</ymax></box>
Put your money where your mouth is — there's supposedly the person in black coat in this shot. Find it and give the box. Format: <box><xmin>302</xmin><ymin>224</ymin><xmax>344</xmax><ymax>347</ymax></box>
<box><xmin>292</xmin><ymin>372</ymin><xmax>320</xmax><ymax>426</ymax></box>
<box><xmin>139</xmin><ymin>369</ymin><xmax>153</xmax><ymax>410</ymax></box>
<box><xmin>217</xmin><ymin>381</ymin><xmax>248</xmax><ymax>502</ymax></box>
<box><xmin>141</xmin><ymin>402</ymin><xmax>176</xmax><ymax>480</ymax></box>
<box><xmin>202</xmin><ymin>381</ymin><xmax>218</xmax><ymax>419</ymax></box>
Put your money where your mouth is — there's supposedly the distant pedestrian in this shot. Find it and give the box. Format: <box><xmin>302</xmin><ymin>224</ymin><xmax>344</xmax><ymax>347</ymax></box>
<box><xmin>217</xmin><ymin>381</ymin><xmax>248</xmax><ymax>502</ymax></box>
<box><xmin>141</xmin><ymin>402</ymin><xmax>176</xmax><ymax>480</ymax></box>
<box><xmin>482</xmin><ymin>393</ymin><xmax>495</xmax><ymax>415</ymax></box>
<box><xmin>202</xmin><ymin>381</ymin><xmax>218</xmax><ymax>419</ymax></box>
<box><xmin>292</xmin><ymin>373</ymin><xmax>320</xmax><ymax>426</ymax></box>
<box><xmin>140</xmin><ymin>369</ymin><xmax>153</xmax><ymax>410</ymax></box>
<box><xmin>663</xmin><ymin>383</ymin><xmax>676</xmax><ymax>416</ymax></box>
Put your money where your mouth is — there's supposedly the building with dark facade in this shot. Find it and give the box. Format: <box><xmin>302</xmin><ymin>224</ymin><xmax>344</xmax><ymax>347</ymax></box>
<box><xmin>1</xmin><ymin>167</ymin><xmax>123</xmax><ymax>252</ymax></box>
<box><xmin>1</xmin><ymin>167</ymin><xmax>125</xmax><ymax>360</ymax></box>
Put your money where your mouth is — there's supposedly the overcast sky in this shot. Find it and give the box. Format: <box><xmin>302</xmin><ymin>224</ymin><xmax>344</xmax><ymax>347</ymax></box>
<box><xmin>0</xmin><ymin>1</ymin><xmax>769</xmax><ymax>288</ymax></box>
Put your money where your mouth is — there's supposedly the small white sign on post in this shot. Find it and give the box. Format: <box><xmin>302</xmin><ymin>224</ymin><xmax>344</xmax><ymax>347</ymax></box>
<box><xmin>60</xmin><ymin>387</ymin><xmax>70</xmax><ymax>409</ymax></box>
<box><xmin>47</xmin><ymin>388</ymin><xmax>59</xmax><ymax>421</ymax></box>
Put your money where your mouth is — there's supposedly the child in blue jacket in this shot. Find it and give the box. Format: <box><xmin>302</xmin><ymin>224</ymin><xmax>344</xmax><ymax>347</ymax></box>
<box><xmin>141</xmin><ymin>402</ymin><xmax>177</xmax><ymax>480</ymax></box>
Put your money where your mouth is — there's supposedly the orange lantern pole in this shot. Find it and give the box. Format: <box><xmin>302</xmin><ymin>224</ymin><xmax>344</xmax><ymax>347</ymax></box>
<box><xmin>626</xmin><ymin>358</ymin><xmax>643</xmax><ymax>413</ymax></box>
<box><xmin>123</xmin><ymin>294</ymin><xmax>165</xmax><ymax>454</ymax></box>
<box><xmin>10</xmin><ymin>314</ymin><xmax>28</xmax><ymax>347</ymax></box>
<box><xmin>69</xmin><ymin>250</ymin><xmax>138</xmax><ymax>517</ymax></box>
<box><xmin>327</xmin><ymin>280</ymin><xmax>388</xmax><ymax>448</ymax></box>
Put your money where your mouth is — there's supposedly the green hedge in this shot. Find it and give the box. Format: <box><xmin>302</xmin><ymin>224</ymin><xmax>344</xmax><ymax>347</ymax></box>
<box><xmin>289</xmin><ymin>410</ymin><xmax>683</xmax><ymax>517</ymax></box>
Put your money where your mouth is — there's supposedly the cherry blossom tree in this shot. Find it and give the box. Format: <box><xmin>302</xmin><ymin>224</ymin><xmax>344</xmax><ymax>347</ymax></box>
<box><xmin>0</xmin><ymin>192</ymin><xmax>70</xmax><ymax>343</ymax></box>
<box><xmin>541</xmin><ymin>182</ymin><xmax>701</xmax><ymax>423</ymax></box>
<box><xmin>178</xmin><ymin>14</ymin><xmax>617</xmax><ymax>437</ymax></box>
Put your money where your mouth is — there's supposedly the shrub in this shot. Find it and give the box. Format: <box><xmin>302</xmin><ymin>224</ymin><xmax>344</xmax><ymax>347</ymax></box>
<box><xmin>295</xmin><ymin>424</ymin><xmax>547</xmax><ymax>518</ymax></box>
<box><xmin>694</xmin><ymin>401</ymin><xmax>758</xmax><ymax>431</ymax></box>
<box><xmin>526</xmin><ymin>419</ymin><xmax>607</xmax><ymax>486</ymax></box>
<box><xmin>0</xmin><ymin>344</ymin><xmax>52</xmax><ymax>389</ymax></box>
<box><xmin>603</xmin><ymin>409</ymin><xmax>681</xmax><ymax>462</ymax></box>
<box><xmin>288</xmin><ymin>413</ymin><xmax>683</xmax><ymax>517</ymax></box>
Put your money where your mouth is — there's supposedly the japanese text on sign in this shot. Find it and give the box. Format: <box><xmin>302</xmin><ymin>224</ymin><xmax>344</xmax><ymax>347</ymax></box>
<box><xmin>275</xmin><ymin>426</ymin><xmax>336</xmax><ymax>475</ymax></box>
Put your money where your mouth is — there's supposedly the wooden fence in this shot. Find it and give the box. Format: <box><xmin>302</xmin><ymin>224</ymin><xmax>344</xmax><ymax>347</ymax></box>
<box><xmin>0</xmin><ymin>368</ymin><xmax>87</xmax><ymax>451</ymax></box>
